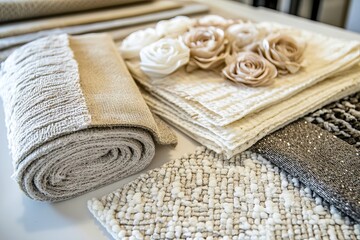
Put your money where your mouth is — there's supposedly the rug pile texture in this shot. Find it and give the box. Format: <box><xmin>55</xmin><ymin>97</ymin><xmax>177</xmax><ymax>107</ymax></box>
<box><xmin>89</xmin><ymin>148</ymin><xmax>360</xmax><ymax>239</ymax></box>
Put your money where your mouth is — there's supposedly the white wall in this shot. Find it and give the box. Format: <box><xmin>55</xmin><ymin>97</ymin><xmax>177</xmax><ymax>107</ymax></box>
<box><xmin>346</xmin><ymin>0</ymin><xmax>360</xmax><ymax>33</ymax></box>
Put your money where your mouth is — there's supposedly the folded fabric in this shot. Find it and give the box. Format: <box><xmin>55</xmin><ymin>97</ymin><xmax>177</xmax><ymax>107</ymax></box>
<box><xmin>140</xmin><ymin>65</ymin><xmax>360</xmax><ymax>158</ymax></box>
<box><xmin>252</xmin><ymin>120</ymin><xmax>360</xmax><ymax>222</ymax></box>
<box><xmin>127</xmin><ymin>22</ymin><xmax>360</xmax><ymax>157</ymax></box>
<box><xmin>0</xmin><ymin>33</ymin><xmax>176</xmax><ymax>201</ymax></box>
<box><xmin>89</xmin><ymin>148</ymin><xmax>360</xmax><ymax>239</ymax></box>
<box><xmin>0</xmin><ymin>1</ymin><xmax>181</xmax><ymax>38</ymax></box>
<box><xmin>0</xmin><ymin>3</ymin><xmax>209</xmax><ymax>62</ymax></box>
<box><xmin>0</xmin><ymin>0</ymin><xmax>149</xmax><ymax>22</ymax></box>
<box><xmin>306</xmin><ymin>92</ymin><xmax>360</xmax><ymax>148</ymax></box>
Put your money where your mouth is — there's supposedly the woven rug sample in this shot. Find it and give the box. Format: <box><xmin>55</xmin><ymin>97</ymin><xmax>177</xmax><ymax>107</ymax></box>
<box><xmin>126</xmin><ymin>21</ymin><xmax>360</xmax><ymax>157</ymax></box>
<box><xmin>0</xmin><ymin>33</ymin><xmax>176</xmax><ymax>201</ymax></box>
<box><xmin>306</xmin><ymin>92</ymin><xmax>360</xmax><ymax>148</ymax></box>
<box><xmin>252</xmin><ymin>120</ymin><xmax>360</xmax><ymax>222</ymax></box>
<box><xmin>0</xmin><ymin>0</ymin><xmax>149</xmax><ymax>22</ymax></box>
<box><xmin>88</xmin><ymin>148</ymin><xmax>360</xmax><ymax>239</ymax></box>
<box><xmin>0</xmin><ymin>1</ymin><xmax>181</xmax><ymax>38</ymax></box>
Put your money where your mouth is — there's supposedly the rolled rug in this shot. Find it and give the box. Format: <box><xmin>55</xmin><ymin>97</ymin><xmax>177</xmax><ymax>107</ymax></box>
<box><xmin>0</xmin><ymin>33</ymin><xmax>177</xmax><ymax>201</ymax></box>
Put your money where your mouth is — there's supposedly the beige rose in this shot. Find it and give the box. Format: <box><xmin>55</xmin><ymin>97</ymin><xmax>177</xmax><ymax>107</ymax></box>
<box><xmin>195</xmin><ymin>15</ymin><xmax>234</xmax><ymax>29</ymax></box>
<box><xmin>183</xmin><ymin>26</ymin><xmax>230</xmax><ymax>71</ymax></box>
<box><xmin>256</xmin><ymin>33</ymin><xmax>305</xmax><ymax>75</ymax></box>
<box><xmin>226</xmin><ymin>23</ymin><xmax>266</xmax><ymax>54</ymax></box>
<box><xmin>222</xmin><ymin>52</ymin><xmax>278</xmax><ymax>87</ymax></box>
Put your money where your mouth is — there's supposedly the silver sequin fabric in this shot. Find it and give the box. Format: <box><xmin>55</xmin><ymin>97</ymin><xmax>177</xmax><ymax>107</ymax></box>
<box><xmin>252</xmin><ymin>120</ymin><xmax>360</xmax><ymax>222</ymax></box>
<box><xmin>89</xmin><ymin>148</ymin><xmax>360</xmax><ymax>239</ymax></box>
<box><xmin>306</xmin><ymin>92</ymin><xmax>360</xmax><ymax>148</ymax></box>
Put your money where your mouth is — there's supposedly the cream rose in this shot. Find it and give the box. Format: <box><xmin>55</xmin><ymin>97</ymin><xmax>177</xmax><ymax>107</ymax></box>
<box><xmin>196</xmin><ymin>15</ymin><xmax>234</xmax><ymax>29</ymax></box>
<box><xmin>140</xmin><ymin>38</ymin><xmax>190</xmax><ymax>78</ymax></box>
<box><xmin>226</xmin><ymin>23</ymin><xmax>264</xmax><ymax>53</ymax></box>
<box><xmin>120</xmin><ymin>28</ymin><xmax>160</xmax><ymax>59</ymax></box>
<box><xmin>257</xmin><ymin>33</ymin><xmax>305</xmax><ymax>75</ymax></box>
<box><xmin>156</xmin><ymin>16</ymin><xmax>194</xmax><ymax>37</ymax></box>
<box><xmin>222</xmin><ymin>52</ymin><xmax>277</xmax><ymax>87</ymax></box>
<box><xmin>183</xmin><ymin>26</ymin><xmax>230</xmax><ymax>71</ymax></box>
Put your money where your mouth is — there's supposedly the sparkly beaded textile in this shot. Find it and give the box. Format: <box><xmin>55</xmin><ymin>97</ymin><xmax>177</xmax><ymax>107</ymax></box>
<box><xmin>253</xmin><ymin>120</ymin><xmax>360</xmax><ymax>222</ymax></box>
<box><xmin>88</xmin><ymin>148</ymin><xmax>360</xmax><ymax>239</ymax></box>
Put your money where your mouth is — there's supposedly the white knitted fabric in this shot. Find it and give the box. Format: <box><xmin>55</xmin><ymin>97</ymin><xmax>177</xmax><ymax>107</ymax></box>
<box><xmin>88</xmin><ymin>147</ymin><xmax>360</xmax><ymax>239</ymax></box>
<box><xmin>127</xmin><ymin>22</ymin><xmax>360</xmax><ymax>157</ymax></box>
<box><xmin>0</xmin><ymin>34</ymin><xmax>176</xmax><ymax>201</ymax></box>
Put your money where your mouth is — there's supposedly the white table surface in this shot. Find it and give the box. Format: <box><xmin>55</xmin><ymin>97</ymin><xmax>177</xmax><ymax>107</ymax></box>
<box><xmin>1</xmin><ymin>1</ymin><xmax>359</xmax><ymax>239</ymax></box>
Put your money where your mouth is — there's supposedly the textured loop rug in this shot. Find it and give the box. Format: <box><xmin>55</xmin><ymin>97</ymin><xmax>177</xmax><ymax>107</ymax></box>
<box><xmin>0</xmin><ymin>33</ymin><xmax>176</xmax><ymax>201</ymax></box>
<box><xmin>127</xmin><ymin>21</ymin><xmax>360</xmax><ymax>157</ymax></box>
<box><xmin>253</xmin><ymin>120</ymin><xmax>360</xmax><ymax>222</ymax></box>
<box><xmin>88</xmin><ymin>148</ymin><xmax>360</xmax><ymax>239</ymax></box>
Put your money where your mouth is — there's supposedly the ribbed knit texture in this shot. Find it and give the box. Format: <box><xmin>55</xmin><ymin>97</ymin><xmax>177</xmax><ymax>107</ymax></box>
<box><xmin>88</xmin><ymin>148</ymin><xmax>360</xmax><ymax>239</ymax></box>
<box><xmin>126</xmin><ymin>22</ymin><xmax>360</xmax><ymax>157</ymax></box>
<box><xmin>0</xmin><ymin>34</ymin><xmax>176</xmax><ymax>201</ymax></box>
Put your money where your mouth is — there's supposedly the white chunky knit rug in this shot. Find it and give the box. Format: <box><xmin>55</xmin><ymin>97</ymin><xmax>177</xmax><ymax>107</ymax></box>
<box><xmin>88</xmin><ymin>148</ymin><xmax>360</xmax><ymax>239</ymax></box>
<box><xmin>127</xmin><ymin>22</ymin><xmax>360</xmax><ymax>157</ymax></box>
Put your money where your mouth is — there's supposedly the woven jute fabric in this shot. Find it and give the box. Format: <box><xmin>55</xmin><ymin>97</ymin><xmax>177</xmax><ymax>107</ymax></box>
<box><xmin>0</xmin><ymin>33</ymin><xmax>176</xmax><ymax>201</ymax></box>
<box><xmin>0</xmin><ymin>1</ymin><xmax>180</xmax><ymax>38</ymax></box>
<box><xmin>252</xmin><ymin>120</ymin><xmax>360</xmax><ymax>222</ymax></box>
<box><xmin>127</xmin><ymin>21</ymin><xmax>360</xmax><ymax>157</ymax></box>
<box><xmin>0</xmin><ymin>0</ymin><xmax>149</xmax><ymax>22</ymax></box>
<box><xmin>306</xmin><ymin>92</ymin><xmax>360</xmax><ymax>148</ymax></box>
<box><xmin>88</xmin><ymin>148</ymin><xmax>360</xmax><ymax>239</ymax></box>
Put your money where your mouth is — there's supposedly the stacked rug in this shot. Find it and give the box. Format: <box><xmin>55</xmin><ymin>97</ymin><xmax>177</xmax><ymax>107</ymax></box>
<box><xmin>88</xmin><ymin>148</ymin><xmax>360</xmax><ymax>239</ymax></box>
<box><xmin>126</xmin><ymin>21</ymin><xmax>360</xmax><ymax>157</ymax></box>
<box><xmin>0</xmin><ymin>33</ymin><xmax>176</xmax><ymax>201</ymax></box>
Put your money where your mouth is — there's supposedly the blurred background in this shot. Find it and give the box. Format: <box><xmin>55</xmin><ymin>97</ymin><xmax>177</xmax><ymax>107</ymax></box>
<box><xmin>234</xmin><ymin>0</ymin><xmax>360</xmax><ymax>33</ymax></box>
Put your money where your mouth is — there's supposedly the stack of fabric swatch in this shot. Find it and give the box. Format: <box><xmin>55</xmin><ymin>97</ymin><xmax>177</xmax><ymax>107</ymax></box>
<box><xmin>126</xmin><ymin>22</ymin><xmax>360</xmax><ymax>157</ymax></box>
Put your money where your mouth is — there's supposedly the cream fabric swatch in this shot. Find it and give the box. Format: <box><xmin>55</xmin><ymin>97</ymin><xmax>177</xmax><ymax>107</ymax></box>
<box><xmin>127</xmin><ymin>22</ymin><xmax>360</xmax><ymax>157</ymax></box>
<box><xmin>0</xmin><ymin>1</ymin><xmax>180</xmax><ymax>38</ymax></box>
<box><xmin>0</xmin><ymin>33</ymin><xmax>176</xmax><ymax>201</ymax></box>
<box><xmin>0</xmin><ymin>0</ymin><xmax>149</xmax><ymax>22</ymax></box>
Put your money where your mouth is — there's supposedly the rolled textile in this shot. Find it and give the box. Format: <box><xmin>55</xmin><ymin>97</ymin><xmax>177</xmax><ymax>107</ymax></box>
<box><xmin>252</xmin><ymin>120</ymin><xmax>360</xmax><ymax>222</ymax></box>
<box><xmin>0</xmin><ymin>0</ymin><xmax>181</xmax><ymax>38</ymax></box>
<box><xmin>0</xmin><ymin>33</ymin><xmax>177</xmax><ymax>201</ymax></box>
<box><xmin>88</xmin><ymin>148</ymin><xmax>360</xmax><ymax>239</ymax></box>
<box><xmin>0</xmin><ymin>0</ymin><xmax>150</xmax><ymax>22</ymax></box>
